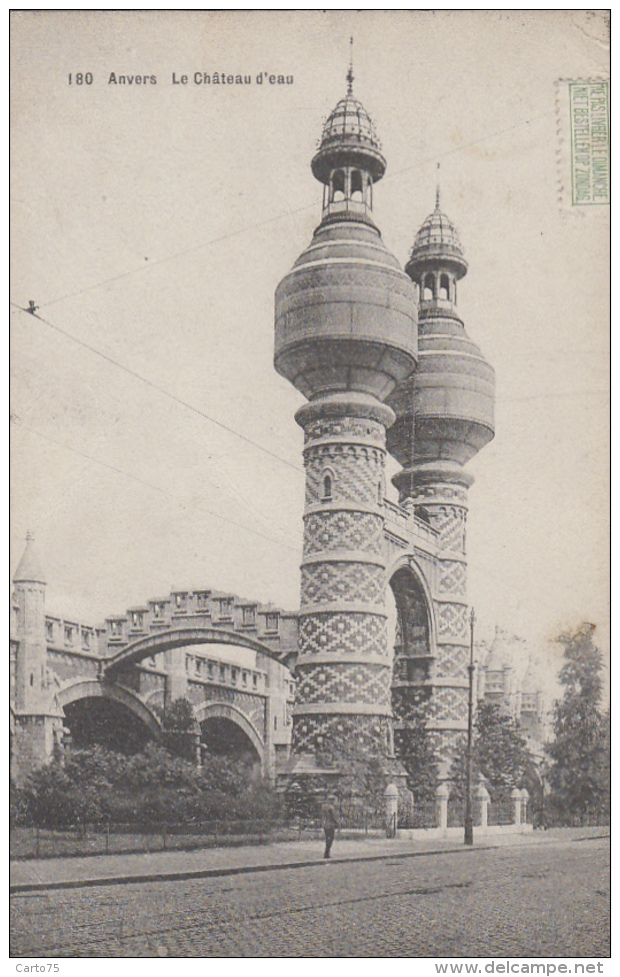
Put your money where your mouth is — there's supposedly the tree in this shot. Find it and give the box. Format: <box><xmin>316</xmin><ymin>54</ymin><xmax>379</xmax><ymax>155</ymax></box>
<box><xmin>315</xmin><ymin>729</ymin><xmax>387</xmax><ymax>819</ymax></box>
<box><xmin>393</xmin><ymin>692</ymin><xmax>439</xmax><ymax>804</ymax></box>
<box><xmin>547</xmin><ymin>623</ymin><xmax>610</xmax><ymax>825</ymax></box>
<box><xmin>449</xmin><ymin>702</ymin><xmax>533</xmax><ymax>801</ymax></box>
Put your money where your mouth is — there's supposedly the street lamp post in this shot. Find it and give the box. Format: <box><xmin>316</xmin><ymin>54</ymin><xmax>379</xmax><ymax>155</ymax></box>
<box><xmin>464</xmin><ymin>606</ymin><xmax>476</xmax><ymax>846</ymax></box>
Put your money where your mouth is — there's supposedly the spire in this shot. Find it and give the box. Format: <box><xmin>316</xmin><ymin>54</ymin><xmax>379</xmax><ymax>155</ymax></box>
<box><xmin>14</xmin><ymin>532</ymin><xmax>46</xmax><ymax>585</ymax></box>
<box><xmin>435</xmin><ymin>163</ymin><xmax>441</xmax><ymax>210</ymax></box>
<box><xmin>346</xmin><ymin>36</ymin><xmax>354</xmax><ymax>94</ymax></box>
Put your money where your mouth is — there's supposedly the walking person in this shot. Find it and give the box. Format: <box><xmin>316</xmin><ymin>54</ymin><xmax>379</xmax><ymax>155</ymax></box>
<box><xmin>322</xmin><ymin>800</ymin><xmax>339</xmax><ymax>859</ymax></box>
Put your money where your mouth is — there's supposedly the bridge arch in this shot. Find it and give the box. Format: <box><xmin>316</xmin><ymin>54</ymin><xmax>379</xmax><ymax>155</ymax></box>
<box><xmin>195</xmin><ymin>701</ymin><xmax>265</xmax><ymax>770</ymax></box>
<box><xmin>56</xmin><ymin>679</ymin><xmax>163</xmax><ymax>748</ymax></box>
<box><xmin>104</xmin><ymin>625</ymin><xmax>286</xmax><ymax>676</ymax></box>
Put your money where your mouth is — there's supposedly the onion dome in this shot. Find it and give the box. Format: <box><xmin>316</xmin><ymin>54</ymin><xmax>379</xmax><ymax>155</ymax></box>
<box><xmin>13</xmin><ymin>532</ymin><xmax>46</xmax><ymax>585</ymax></box>
<box><xmin>406</xmin><ymin>190</ymin><xmax>468</xmax><ymax>280</ymax></box>
<box><xmin>311</xmin><ymin>91</ymin><xmax>386</xmax><ymax>185</ymax></box>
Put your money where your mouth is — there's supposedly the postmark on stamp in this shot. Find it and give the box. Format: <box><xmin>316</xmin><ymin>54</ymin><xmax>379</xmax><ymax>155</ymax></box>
<box><xmin>556</xmin><ymin>79</ymin><xmax>610</xmax><ymax>208</ymax></box>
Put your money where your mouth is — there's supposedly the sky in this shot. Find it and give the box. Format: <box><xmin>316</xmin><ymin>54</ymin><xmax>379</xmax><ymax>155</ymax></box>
<box><xmin>10</xmin><ymin>10</ymin><xmax>610</xmax><ymax>696</ymax></box>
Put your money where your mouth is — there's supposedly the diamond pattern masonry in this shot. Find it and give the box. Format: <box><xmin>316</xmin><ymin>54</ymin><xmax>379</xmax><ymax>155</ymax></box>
<box><xmin>298</xmin><ymin>612</ymin><xmax>388</xmax><ymax>658</ymax></box>
<box><xmin>301</xmin><ymin>562</ymin><xmax>385</xmax><ymax>605</ymax></box>
<box><xmin>303</xmin><ymin>510</ymin><xmax>384</xmax><ymax>556</ymax></box>
<box><xmin>295</xmin><ymin>661</ymin><xmax>392</xmax><ymax>705</ymax></box>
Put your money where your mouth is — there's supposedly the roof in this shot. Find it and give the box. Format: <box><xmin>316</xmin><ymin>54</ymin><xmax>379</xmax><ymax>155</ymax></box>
<box><xmin>13</xmin><ymin>533</ymin><xmax>46</xmax><ymax>585</ymax></box>
<box><xmin>407</xmin><ymin>194</ymin><xmax>468</xmax><ymax>278</ymax></box>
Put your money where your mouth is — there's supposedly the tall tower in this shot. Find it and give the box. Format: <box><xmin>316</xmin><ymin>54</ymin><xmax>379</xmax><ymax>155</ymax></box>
<box><xmin>274</xmin><ymin>73</ymin><xmax>418</xmax><ymax>767</ymax></box>
<box><xmin>386</xmin><ymin>189</ymin><xmax>495</xmax><ymax>769</ymax></box>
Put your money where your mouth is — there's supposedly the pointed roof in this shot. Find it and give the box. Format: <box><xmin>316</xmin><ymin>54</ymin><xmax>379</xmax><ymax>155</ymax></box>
<box><xmin>406</xmin><ymin>192</ymin><xmax>468</xmax><ymax>280</ymax></box>
<box><xmin>311</xmin><ymin>67</ymin><xmax>386</xmax><ymax>185</ymax></box>
<box><xmin>14</xmin><ymin>532</ymin><xmax>46</xmax><ymax>585</ymax></box>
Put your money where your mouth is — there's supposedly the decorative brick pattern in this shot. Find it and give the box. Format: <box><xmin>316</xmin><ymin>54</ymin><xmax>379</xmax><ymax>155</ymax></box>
<box><xmin>295</xmin><ymin>662</ymin><xmax>392</xmax><ymax>706</ymax></box>
<box><xmin>304</xmin><ymin>444</ymin><xmax>385</xmax><ymax>507</ymax></box>
<box><xmin>299</xmin><ymin>612</ymin><xmax>388</xmax><ymax>658</ymax></box>
<box><xmin>438</xmin><ymin>560</ymin><xmax>467</xmax><ymax>596</ymax></box>
<box><xmin>426</xmin><ymin>505</ymin><xmax>467</xmax><ymax>552</ymax></box>
<box><xmin>304</xmin><ymin>416</ymin><xmax>386</xmax><ymax>445</ymax></box>
<box><xmin>414</xmin><ymin>483</ymin><xmax>468</xmax><ymax>505</ymax></box>
<box><xmin>392</xmin><ymin>687</ymin><xmax>432</xmax><ymax>724</ymax></box>
<box><xmin>292</xmin><ymin>712</ymin><xmax>392</xmax><ymax>755</ymax></box>
<box><xmin>436</xmin><ymin>602</ymin><xmax>469</xmax><ymax>640</ymax></box>
<box><xmin>303</xmin><ymin>510</ymin><xmax>384</xmax><ymax>556</ymax></box>
<box><xmin>436</xmin><ymin>643</ymin><xmax>469</xmax><ymax>680</ymax></box>
<box><xmin>430</xmin><ymin>687</ymin><xmax>468</xmax><ymax>724</ymax></box>
<box><xmin>301</xmin><ymin>563</ymin><xmax>385</xmax><ymax>606</ymax></box>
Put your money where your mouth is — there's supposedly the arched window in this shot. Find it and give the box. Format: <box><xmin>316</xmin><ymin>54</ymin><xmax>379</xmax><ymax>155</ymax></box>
<box><xmin>423</xmin><ymin>273</ymin><xmax>434</xmax><ymax>301</ymax></box>
<box><xmin>351</xmin><ymin>169</ymin><xmax>363</xmax><ymax>200</ymax></box>
<box><xmin>439</xmin><ymin>273</ymin><xmax>450</xmax><ymax>300</ymax></box>
<box><xmin>332</xmin><ymin>169</ymin><xmax>345</xmax><ymax>202</ymax></box>
<box><xmin>377</xmin><ymin>477</ymin><xmax>384</xmax><ymax>505</ymax></box>
<box><xmin>321</xmin><ymin>473</ymin><xmax>333</xmax><ymax>501</ymax></box>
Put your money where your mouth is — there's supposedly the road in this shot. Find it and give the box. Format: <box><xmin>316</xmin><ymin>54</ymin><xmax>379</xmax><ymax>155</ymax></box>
<box><xmin>10</xmin><ymin>835</ymin><xmax>610</xmax><ymax>958</ymax></box>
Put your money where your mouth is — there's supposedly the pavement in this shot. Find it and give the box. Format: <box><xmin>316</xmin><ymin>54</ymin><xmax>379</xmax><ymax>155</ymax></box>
<box><xmin>10</xmin><ymin>826</ymin><xmax>609</xmax><ymax>893</ymax></box>
<box><xmin>10</xmin><ymin>829</ymin><xmax>610</xmax><ymax>957</ymax></box>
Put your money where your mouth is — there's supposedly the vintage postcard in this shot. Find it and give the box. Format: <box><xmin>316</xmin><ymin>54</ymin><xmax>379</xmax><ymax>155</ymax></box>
<box><xmin>10</xmin><ymin>10</ymin><xmax>610</xmax><ymax>963</ymax></box>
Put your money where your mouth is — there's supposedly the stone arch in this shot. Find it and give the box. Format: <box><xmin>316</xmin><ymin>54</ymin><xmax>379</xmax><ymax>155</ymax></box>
<box><xmin>194</xmin><ymin>701</ymin><xmax>265</xmax><ymax>770</ymax></box>
<box><xmin>387</xmin><ymin>555</ymin><xmax>437</xmax><ymax>659</ymax></box>
<box><xmin>56</xmin><ymin>679</ymin><xmax>163</xmax><ymax>741</ymax></box>
<box><xmin>104</xmin><ymin>625</ymin><xmax>286</xmax><ymax>675</ymax></box>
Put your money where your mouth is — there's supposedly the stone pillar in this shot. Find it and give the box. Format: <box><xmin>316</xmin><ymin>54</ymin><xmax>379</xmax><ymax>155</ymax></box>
<box><xmin>384</xmin><ymin>783</ymin><xmax>399</xmax><ymax>838</ymax></box>
<box><xmin>511</xmin><ymin>787</ymin><xmax>522</xmax><ymax>825</ymax></box>
<box><xmin>164</xmin><ymin>647</ymin><xmax>188</xmax><ymax>709</ymax></box>
<box><xmin>520</xmin><ymin>788</ymin><xmax>530</xmax><ymax>828</ymax></box>
<box><xmin>292</xmin><ymin>397</ymin><xmax>395</xmax><ymax>765</ymax></box>
<box><xmin>477</xmin><ymin>783</ymin><xmax>490</xmax><ymax>831</ymax></box>
<box><xmin>436</xmin><ymin>782</ymin><xmax>450</xmax><ymax>834</ymax></box>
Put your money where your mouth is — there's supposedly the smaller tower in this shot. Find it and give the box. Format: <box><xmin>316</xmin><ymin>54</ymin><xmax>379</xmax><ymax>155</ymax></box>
<box><xmin>386</xmin><ymin>189</ymin><xmax>495</xmax><ymax>770</ymax></box>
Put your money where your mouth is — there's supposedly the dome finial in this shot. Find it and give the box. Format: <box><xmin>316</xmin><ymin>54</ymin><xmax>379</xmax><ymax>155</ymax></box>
<box><xmin>435</xmin><ymin>162</ymin><xmax>441</xmax><ymax>210</ymax></box>
<box><xmin>346</xmin><ymin>36</ymin><xmax>354</xmax><ymax>94</ymax></box>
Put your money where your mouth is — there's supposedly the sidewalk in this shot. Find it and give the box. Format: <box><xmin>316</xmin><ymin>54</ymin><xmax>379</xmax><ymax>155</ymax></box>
<box><xmin>11</xmin><ymin>827</ymin><xmax>607</xmax><ymax>894</ymax></box>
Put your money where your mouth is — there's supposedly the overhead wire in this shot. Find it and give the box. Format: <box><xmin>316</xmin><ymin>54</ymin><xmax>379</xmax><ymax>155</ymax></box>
<box><xmin>11</xmin><ymin>417</ymin><xmax>300</xmax><ymax>554</ymax></box>
<box><xmin>10</xmin><ymin>302</ymin><xmax>304</xmax><ymax>475</ymax></box>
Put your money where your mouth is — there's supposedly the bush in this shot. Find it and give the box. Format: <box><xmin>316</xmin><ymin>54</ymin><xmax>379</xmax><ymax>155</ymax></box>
<box><xmin>19</xmin><ymin>743</ymin><xmax>282</xmax><ymax>828</ymax></box>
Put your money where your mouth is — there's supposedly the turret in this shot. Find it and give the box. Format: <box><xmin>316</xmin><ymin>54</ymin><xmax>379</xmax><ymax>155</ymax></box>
<box><xmin>12</xmin><ymin>533</ymin><xmax>48</xmax><ymax>712</ymax></box>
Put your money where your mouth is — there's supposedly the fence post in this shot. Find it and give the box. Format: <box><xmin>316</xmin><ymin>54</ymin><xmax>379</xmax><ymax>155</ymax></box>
<box><xmin>384</xmin><ymin>784</ymin><xmax>399</xmax><ymax>839</ymax></box>
<box><xmin>162</xmin><ymin>824</ymin><xmax>167</xmax><ymax>850</ymax></box>
<box><xmin>477</xmin><ymin>784</ymin><xmax>490</xmax><ymax>832</ymax></box>
<box><xmin>436</xmin><ymin>783</ymin><xmax>449</xmax><ymax>835</ymax></box>
<box><xmin>105</xmin><ymin>820</ymin><xmax>110</xmax><ymax>853</ymax></box>
<box><xmin>35</xmin><ymin>825</ymin><xmax>40</xmax><ymax>858</ymax></box>
<box><xmin>511</xmin><ymin>787</ymin><xmax>522</xmax><ymax>826</ymax></box>
<box><xmin>520</xmin><ymin>789</ymin><xmax>530</xmax><ymax>830</ymax></box>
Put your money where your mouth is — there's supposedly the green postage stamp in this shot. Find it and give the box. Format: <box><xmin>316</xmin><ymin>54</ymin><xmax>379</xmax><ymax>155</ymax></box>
<box><xmin>557</xmin><ymin>79</ymin><xmax>610</xmax><ymax>207</ymax></box>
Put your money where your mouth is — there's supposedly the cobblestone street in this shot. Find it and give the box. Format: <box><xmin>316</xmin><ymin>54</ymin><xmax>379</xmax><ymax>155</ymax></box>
<box><xmin>10</xmin><ymin>834</ymin><xmax>609</xmax><ymax>958</ymax></box>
